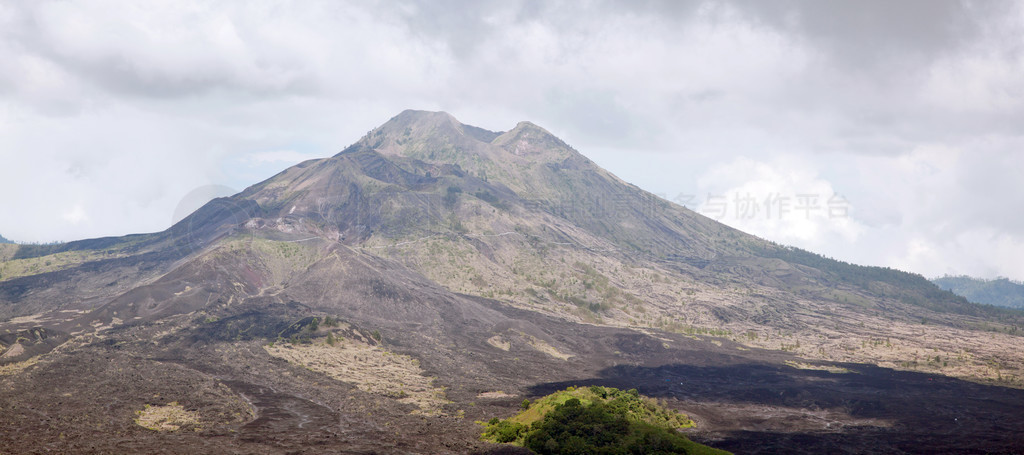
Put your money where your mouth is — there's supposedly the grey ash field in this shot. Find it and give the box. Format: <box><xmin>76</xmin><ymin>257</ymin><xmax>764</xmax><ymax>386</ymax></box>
<box><xmin>2</xmin><ymin>110</ymin><xmax>1024</xmax><ymax>454</ymax></box>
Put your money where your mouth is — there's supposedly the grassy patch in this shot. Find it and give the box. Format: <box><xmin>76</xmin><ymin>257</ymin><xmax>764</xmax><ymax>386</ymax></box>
<box><xmin>0</xmin><ymin>356</ymin><xmax>39</xmax><ymax>376</ymax></box>
<box><xmin>0</xmin><ymin>249</ymin><xmax>127</xmax><ymax>282</ymax></box>
<box><xmin>785</xmin><ymin>360</ymin><xmax>853</xmax><ymax>374</ymax></box>
<box><xmin>520</xmin><ymin>332</ymin><xmax>572</xmax><ymax>360</ymax></box>
<box><xmin>135</xmin><ymin>402</ymin><xmax>200</xmax><ymax>431</ymax></box>
<box><xmin>487</xmin><ymin>335</ymin><xmax>511</xmax><ymax>351</ymax></box>
<box><xmin>264</xmin><ymin>339</ymin><xmax>448</xmax><ymax>414</ymax></box>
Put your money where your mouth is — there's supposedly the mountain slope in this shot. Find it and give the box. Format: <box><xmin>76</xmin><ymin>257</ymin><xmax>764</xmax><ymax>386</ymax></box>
<box><xmin>3</xmin><ymin>110</ymin><xmax>1021</xmax><ymax>381</ymax></box>
<box><xmin>210</xmin><ymin>110</ymin><xmax>1023</xmax><ymax>381</ymax></box>
<box><xmin>2</xmin><ymin>110</ymin><xmax>1024</xmax><ymax>454</ymax></box>
<box><xmin>933</xmin><ymin>275</ymin><xmax>1024</xmax><ymax>310</ymax></box>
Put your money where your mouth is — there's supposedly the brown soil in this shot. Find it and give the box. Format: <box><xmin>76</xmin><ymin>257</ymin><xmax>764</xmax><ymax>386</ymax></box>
<box><xmin>5</xmin><ymin>296</ymin><xmax>1022</xmax><ymax>454</ymax></box>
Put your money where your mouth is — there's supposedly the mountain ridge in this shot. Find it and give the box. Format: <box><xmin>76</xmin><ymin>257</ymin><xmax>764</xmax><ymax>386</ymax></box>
<box><xmin>2</xmin><ymin>111</ymin><xmax>1015</xmax><ymax>352</ymax></box>
<box><xmin>933</xmin><ymin>275</ymin><xmax>1024</xmax><ymax>310</ymax></box>
<box><xmin>2</xmin><ymin>110</ymin><xmax>1024</xmax><ymax>453</ymax></box>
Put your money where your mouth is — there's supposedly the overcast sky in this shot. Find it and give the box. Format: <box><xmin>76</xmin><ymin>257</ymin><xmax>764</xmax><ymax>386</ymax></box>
<box><xmin>1</xmin><ymin>0</ymin><xmax>1022</xmax><ymax>281</ymax></box>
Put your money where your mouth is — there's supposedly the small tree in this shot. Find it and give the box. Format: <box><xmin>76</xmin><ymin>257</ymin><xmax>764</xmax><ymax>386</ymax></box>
<box><xmin>521</xmin><ymin>399</ymin><xmax>531</xmax><ymax>410</ymax></box>
<box><xmin>326</xmin><ymin>332</ymin><xmax>336</xmax><ymax>346</ymax></box>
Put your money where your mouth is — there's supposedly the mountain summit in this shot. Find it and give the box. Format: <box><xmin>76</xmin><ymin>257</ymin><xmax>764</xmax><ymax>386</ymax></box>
<box><xmin>2</xmin><ymin>111</ymin><xmax>1024</xmax><ymax>453</ymax></box>
<box><xmin>362</xmin><ymin>109</ymin><xmax>575</xmax><ymax>163</ymax></box>
<box><xmin>352</xmin><ymin>109</ymin><xmax>599</xmax><ymax>199</ymax></box>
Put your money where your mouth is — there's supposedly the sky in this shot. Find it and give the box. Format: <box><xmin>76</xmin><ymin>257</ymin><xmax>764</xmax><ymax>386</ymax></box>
<box><xmin>1</xmin><ymin>0</ymin><xmax>1022</xmax><ymax>281</ymax></box>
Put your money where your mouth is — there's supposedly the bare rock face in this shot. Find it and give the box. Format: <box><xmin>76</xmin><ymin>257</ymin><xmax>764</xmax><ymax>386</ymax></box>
<box><xmin>1</xmin><ymin>110</ymin><xmax>1023</xmax><ymax>454</ymax></box>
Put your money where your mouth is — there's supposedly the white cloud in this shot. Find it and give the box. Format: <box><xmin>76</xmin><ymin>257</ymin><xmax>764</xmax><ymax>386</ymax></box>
<box><xmin>243</xmin><ymin>150</ymin><xmax>321</xmax><ymax>166</ymax></box>
<box><xmin>694</xmin><ymin>156</ymin><xmax>864</xmax><ymax>252</ymax></box>
<box><xmin>61</xmin><ymin>204</ymin><xmax>88</xmax><ymax>225</ymax></box>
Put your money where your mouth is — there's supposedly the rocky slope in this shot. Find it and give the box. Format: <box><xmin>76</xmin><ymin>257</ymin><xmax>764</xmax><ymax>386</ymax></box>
<box><xmin>2</xmin><ymin>110</ymin><xmax>1023</xmax><ymax>454</ymax></box>
<box><xmin>226</xmin><ymin>109</ymin><xmax>1024</xmax><ymax>385</ymax></box>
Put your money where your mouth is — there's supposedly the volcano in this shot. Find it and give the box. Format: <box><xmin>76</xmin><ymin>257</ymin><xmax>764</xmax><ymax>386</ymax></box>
<box><xmin>2</xmin><ymin>110</ymin><xmax>1024</xmax><ymax>454</ymax></box>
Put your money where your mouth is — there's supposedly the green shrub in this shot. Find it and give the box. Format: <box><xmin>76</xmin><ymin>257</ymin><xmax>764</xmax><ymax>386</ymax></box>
<box><xmin>480</xmin><ymin>386</ymin><xmax>727</xmax><ymax>454</ymax></box>
<box><xmin>483</xmin><ymin>421</ymin><xmax>527</xmax><ymax>443</ymax></box>
<box><xmin>522</xmin><ymin>398</ymin><xmax>690</xmax><ymax>455</ymax></box>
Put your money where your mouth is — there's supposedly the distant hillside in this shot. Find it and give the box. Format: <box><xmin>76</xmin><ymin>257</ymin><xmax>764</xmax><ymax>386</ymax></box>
<box><xmin>0</xmin><ymin>234</ymin><xmax>12</xmax><ymax>244</ymax></box>
<box><xmin>932</xmin><ymin>276</ymin><xmax>1024</xmax><ymax>310</ymax></box>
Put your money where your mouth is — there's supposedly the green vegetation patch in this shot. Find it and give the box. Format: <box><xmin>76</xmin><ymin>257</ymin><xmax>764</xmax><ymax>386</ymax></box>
<box><xmin>481</xmin><ymin>386</ymin><xmax>729</xmax><ymax>454</ymax></box>
<box><xmin>0</xmin><ymin>248</ymin><xmax>127</xmax><ymax>282</ymax></box>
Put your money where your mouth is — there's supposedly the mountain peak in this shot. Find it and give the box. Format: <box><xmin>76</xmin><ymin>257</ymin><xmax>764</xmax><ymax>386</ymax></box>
<box><xmin>492</xmin><ymin>119</ymin><xmax>574</xmax><ymax>159</ymax></box>
<box><xmin>339</xmin><ymin>110</ymin><xmax>589</xmax><ymax>199</ymax></box>
<box><xmin>392</xmin><ymin>109</ymin><xmax>460</xmax><ymax>126</ymax></box>
<box><xmin>356</xmin><ymin>109</ymin><xmax>495</xmax><ymax>156</ymax></box>
<box><xmin>353</xmin><ymin>110</ymin><xmax>581</xmax><ymax>165</ymax></box>
<box><xmin>512</xmin><ymin>120</ymin><xmax>542</xmax><ymax>130</ymax></box>
<box><xmin>374</xmin><ymin>109</ymin><xmax>466</xmax><ymax>140</ymax></box>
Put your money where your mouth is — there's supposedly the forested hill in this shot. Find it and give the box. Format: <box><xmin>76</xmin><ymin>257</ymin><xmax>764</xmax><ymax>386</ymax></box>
<box><xmin>932</xmin><ymin>275</ymin><xmax>1024</xmax><ymax>310</ymax></box>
